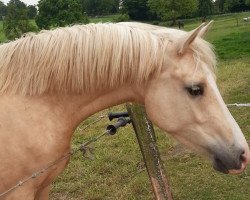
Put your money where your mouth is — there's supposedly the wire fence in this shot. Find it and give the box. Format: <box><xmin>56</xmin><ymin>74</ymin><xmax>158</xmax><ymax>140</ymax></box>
<box><xmin>227</xmin><ymin>103</ymin><xmax>250</xmax><ymax>107</ymax></box>
<box><xmin>1</xmin><ymin>102</ymin><xmax>249</xmax><ymax>198</ymax></box>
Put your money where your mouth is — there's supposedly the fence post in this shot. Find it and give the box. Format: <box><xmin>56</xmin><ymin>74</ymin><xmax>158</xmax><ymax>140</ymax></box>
<box><xmin>126</xmin><ymin>103</ymin><xmax>173</xmax><ymax>200</ymax></box>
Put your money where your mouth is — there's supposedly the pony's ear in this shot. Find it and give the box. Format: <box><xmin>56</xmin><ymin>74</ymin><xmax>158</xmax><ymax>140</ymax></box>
<box><xmin>178</xmin><ymin>23</ymin><xmax>205</xmax><ymax>55</ymax></box>
<box><xmin>198</xmin><ymin>20</ymin><xmax>214</xmax><ymax>38</ymax></box>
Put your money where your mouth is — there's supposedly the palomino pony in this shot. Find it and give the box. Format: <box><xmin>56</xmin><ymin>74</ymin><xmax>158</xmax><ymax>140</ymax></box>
<box><xmin>0</xmin><ymin>22</ymin><xmax>249</xmax><ymax>199</ymax></box>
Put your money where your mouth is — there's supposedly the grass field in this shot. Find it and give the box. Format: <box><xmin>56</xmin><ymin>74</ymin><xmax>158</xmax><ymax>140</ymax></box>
<box><xmin>89</xmin><ymin>15</ymin><xmax>120</xmax><ymax>23</ymax></box>
<box><xmin>0</xmin><ymin>12</ymin><xmax>249</xmax><ymax>200</ymax></box>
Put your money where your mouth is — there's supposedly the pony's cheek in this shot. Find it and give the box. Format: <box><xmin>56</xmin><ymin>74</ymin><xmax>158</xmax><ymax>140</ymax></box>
<box><xmin>144</xmin><ymin>89</ymin><xmax>185</xmax><ymax>133</ymax></box>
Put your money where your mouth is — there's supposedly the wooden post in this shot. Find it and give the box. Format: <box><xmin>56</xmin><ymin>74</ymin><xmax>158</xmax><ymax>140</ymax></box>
<box><xmin>126</xmin><ymin>103</ymin><xmax>173</xmax><ymax>200</ymax></box>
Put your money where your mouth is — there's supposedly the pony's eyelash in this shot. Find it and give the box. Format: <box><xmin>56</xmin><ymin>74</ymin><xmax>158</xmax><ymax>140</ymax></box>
<box><xmin>185</xmin><ymin>84</ymin><xmax>204</xmax><ymax>97</ymax></box>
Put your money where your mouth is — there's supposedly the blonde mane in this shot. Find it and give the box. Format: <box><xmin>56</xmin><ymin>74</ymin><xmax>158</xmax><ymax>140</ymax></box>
<box><xmin>0</xmin><ymin>23</ymin><xmax>216</xmax><ymax>96</ymax></box>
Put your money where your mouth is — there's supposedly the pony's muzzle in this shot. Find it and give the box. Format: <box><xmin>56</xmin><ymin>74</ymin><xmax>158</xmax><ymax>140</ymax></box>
<box><xmin>228</xmin><ymin>150</ymin><xmax>250</xmax><ymax>174</ymax></box>
<box><xmin>213</xmin><ymin>148</ymin><xmax>250</xmax><ymax>174</ymax></box>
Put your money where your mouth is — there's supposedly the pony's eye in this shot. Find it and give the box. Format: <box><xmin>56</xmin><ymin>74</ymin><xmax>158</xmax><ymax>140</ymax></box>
<box><xmin>186</xmin><ymin>85</ymin><xmax>204</xmax><ymax>96</ymax></box>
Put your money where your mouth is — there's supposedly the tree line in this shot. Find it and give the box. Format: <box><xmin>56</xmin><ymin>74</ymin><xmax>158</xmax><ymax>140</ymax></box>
<box><xmin>0</xmin><ymin>0</ymin><xmax>250</xmax><ymax>40</ymax></box>
<box><xmin>0</xmin><ymin>0</ymin><xmax>37</xmax><ymax>20</ymax></box>
<box><xmin>124</xmin><ymin>0</ymin><xmax>250</xmax><ymax>21</ymax></box>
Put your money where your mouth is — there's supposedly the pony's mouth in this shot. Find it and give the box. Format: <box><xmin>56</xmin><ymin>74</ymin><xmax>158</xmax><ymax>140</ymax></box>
<box><xmin>210</xmin><ymin>146</ymin><xmax>250</xmax><ymax>174</ymax></box>
<box><xmin>212</xmin><ymin>155</ymin><xmax>247</xmax><ymax>174</ymax></box>
<box><xmin>213</xmin><ymin>158</ymin><xmax>229</xmax><ymax>174</ymax></box>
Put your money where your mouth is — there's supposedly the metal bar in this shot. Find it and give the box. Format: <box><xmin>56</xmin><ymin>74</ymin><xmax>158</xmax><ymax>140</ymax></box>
<box><xmin>227</xmin><ymin>103</ymin><xmax>250</xmax><ymax>107</ymax></box>
<box><xmin>126</xmin><ymin>103</ymin><xmax>173</xmax><ymax>200</ymax></box>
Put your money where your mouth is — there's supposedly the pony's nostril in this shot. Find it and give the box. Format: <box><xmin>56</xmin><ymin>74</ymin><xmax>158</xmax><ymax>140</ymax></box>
<box><xmin>240</xmin><ymin>151</ymin><xmax>246</xmax><ymax>163</ymax></box>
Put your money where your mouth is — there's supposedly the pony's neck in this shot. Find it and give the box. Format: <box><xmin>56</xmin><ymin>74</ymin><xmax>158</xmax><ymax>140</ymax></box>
<box><xmin>0</xmin><ymin>85</ymin><xmax>145</xmax><ymax>152</ymax></box>
<box><xmin>67</xmin><ymin>85</ymin><xmax>145</xmax><ymax>126</ymax></box>
<box><xmin>41</xmin><ymin>84</ymin><xmax>145</xmax><ymax>129</ymax></box>
<box><xmin>0</xmin><ymin>85</ymin><xmax>145</xmax><ymax>189</ymax></box>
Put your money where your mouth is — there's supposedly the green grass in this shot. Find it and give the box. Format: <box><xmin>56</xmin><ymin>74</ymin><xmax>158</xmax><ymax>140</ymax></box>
<box><xmin>213</xmin><ymin>31</ymin><xmax>250</xmax><ymax>60</ymax></box>
<box><xmin>90</xmin><ymin>15</ymin><xmax>120</xmax><ymax>23</ymax></box>
<box><xmin>183</xmin><ymin>12</ymin><xmax>250</xmax><ymax>61</ymax></box>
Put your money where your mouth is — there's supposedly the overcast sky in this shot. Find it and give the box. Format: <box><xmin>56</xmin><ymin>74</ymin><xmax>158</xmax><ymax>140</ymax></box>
<box><xmin>2</xmin><ymin>0</ymin><xmax>38</xmax><ymax>5</ymax></box>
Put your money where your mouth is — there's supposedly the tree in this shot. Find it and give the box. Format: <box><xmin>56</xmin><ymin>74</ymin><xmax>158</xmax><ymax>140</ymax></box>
<box><xmin>80</xmin><ymin>0</ymin><xmax>120</xmax><ymax>16</ymax></box>
<box><xmin>27</xmin><ymin>5</ymin><xmax>37</xmax><ymax>19</ymax></box>
<box><xmin>224</xmin><ymin>0</ymin><xmax>249</xmax><ymax>12</ymax></box>
<box><xmin>3</xmin><ymin>0</ymin><xmax>37</xmax><ymax>40</ymax></box>
<box><xmin>148</xmin><ymin>0</ymin><xmax>198</xmax><ymax>24</ymax></box>
<box><xmin>81</xmin><ymin>0</ymin><xmax>99</xmax><ymax>16</ymax></box>
<box><xmin>214</xmin><ymin>0</ymin><xmax>225</xmax><ymax>13</ymax></box>
<box><xmin>122</xmin><ymin>0</ymin><xmax>150</xmax><ymax>20</ymax></box>
<box><xmin>36</xmin><ymin>0</ymin><xmax>89</xmax><ymax>29</ymax></box>
<box><xmin>198</xmin><ymin>0</ymin><xmax>213</xmax><ymax>18</ymax></box>
<box><xmin>0</xmin><ymin>1</ymin><xmax>7</xmax><ymax>20</ymax></box>
<box><xmin>99</xmin><ymin>0</ymin><xmax>120</xmax><ymax>14</ymax></box>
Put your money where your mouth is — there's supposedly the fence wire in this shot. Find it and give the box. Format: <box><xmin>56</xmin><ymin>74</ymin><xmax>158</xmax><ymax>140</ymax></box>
<box><xmin>227</xmin><ymin>103</ymin><xmax>250</xmax><ymax>107</ymax></box>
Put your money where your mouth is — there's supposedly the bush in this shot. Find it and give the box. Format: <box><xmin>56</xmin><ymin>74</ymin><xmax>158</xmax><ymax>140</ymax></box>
<box><xmin>27</xmin><ymin>22</ymin><xmax>39</xmax><ymax>32</ymax></box>
<box><xmin>36</xmin><ymin>0</ymin><xmax>89</xmax><ymax>29</ymax></box>
<box><xmin>113</xmin><ymin>14</ymin><xmax>129</xmax><ymax>22</ymax></box>
<box><xmin>152</xmin><ymin>21</ymin><xmax>159</xmax><ymax>25</ymax></box>
<box><xmin>3</xmin><ymin>19</ymin><xmax>38</xmax><ymax>40</ymax></box>
<box><xmin>159</xmin><ymin>22</ymin><xmax>169</xmax><ymax>27</ymax></box>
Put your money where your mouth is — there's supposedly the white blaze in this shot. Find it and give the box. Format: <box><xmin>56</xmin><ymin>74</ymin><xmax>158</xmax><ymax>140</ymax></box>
<box><xmin>206</xmin><ymin>69</ymin><xmax>248</xmax><ymax>149</ymax></box>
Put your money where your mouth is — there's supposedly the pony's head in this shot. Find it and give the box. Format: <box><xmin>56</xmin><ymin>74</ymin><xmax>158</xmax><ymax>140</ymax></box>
<box><xmin>144</xmin><ymin>22</ymin><xmax>250</xmax><ymax>174</ymax></box>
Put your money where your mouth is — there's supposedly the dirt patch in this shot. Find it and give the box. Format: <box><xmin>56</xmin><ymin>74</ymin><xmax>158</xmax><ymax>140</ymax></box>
<box><xmin>167</xmin><ymin>144</ymin><xmax>189</xmax><ymax>157</ymax></box>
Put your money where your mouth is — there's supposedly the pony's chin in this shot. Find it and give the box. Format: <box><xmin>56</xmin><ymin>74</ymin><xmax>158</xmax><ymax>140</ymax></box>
<box><xmin>228</xmin><ymin>164</ymin><xmax>247</xmax><ymax>174</ymax></box>
<box><xmin>228</xmin><ymin>169</ymin><xmax>244</xmax><ymax>174</ymax></box>
<box><xmin>213</xmin><ymin>161</ymin><xmax>247</xmax><ymax>174</ymax></box>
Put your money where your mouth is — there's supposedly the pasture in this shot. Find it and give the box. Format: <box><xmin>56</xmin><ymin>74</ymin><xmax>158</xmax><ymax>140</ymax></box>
<box><xmin>89</xmin><ymin>15</ymin><xmax>120</xmax><ymax>23</ymax></box>
<box><xmin>0</xmin><ymin>12</ymin><xmax>249</xmax><ymax>199</ymax></box>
